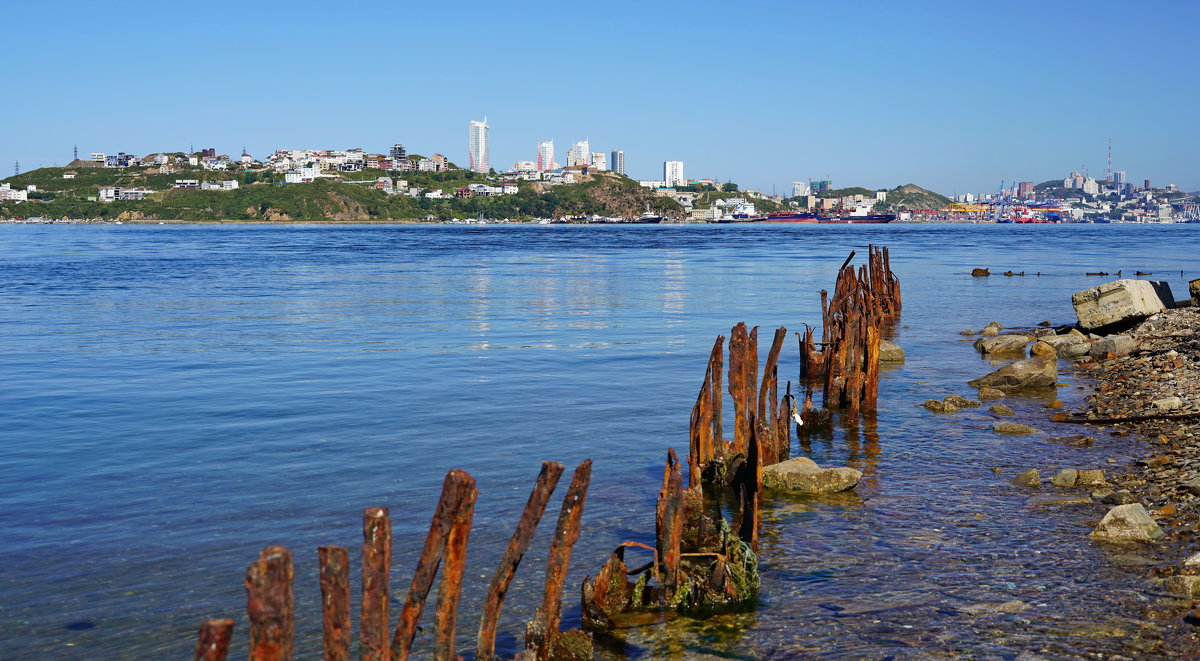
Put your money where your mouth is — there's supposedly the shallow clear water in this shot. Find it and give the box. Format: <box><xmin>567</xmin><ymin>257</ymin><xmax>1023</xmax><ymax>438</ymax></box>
<box><xmin>1</xmin><ymin>223</ymin><xmax>1198</xmax><ymax>659</ymax></box>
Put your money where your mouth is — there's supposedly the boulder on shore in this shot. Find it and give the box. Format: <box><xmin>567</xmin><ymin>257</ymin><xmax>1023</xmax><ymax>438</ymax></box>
<box><xmin>973</xmin><ymin>335</ymin><xmax>1032</xmax><ymax>356</ymax></box>
<box><xmin>1191</xmin><ymin>278</ymin><xmax>1200</xmax><ymax>306</ymax></box>
<box><xmin>1088</xmin><ymin>335</ymin><xmax>1136</xmax><ymax>359</ymax></box>
<box><xmin>762</xmin><ymin>457</ymin><xmax>861</xmax><ymax>494</ymax></box>
<box><xmin>1071</xmin><ymin>279</ymin><xmax>1174</xmax><ymax>332</ymax></box>
<box><xmin>967</xmin><ymin>355</ymin><xmax>1057</xmax><ymax>392</ymax></box>
<box><xmin>1089</xmin><ymin>503</ymin><xmax>1165</xmax><ymax>543</ymax></box>
<box><xmin>879</xmin><ymin>340</ymin><xmax>905</xmax><ymax>362</ymax></box>
<box><xmin>980</xmin><ymin>321</ymin><xmax>1003</xmax><ymax>337</ymax></box>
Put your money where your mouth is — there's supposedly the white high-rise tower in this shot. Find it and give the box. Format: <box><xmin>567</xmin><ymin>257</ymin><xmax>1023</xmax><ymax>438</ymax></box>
<box><xmin>537</xmin><ymin>140</ymin><xmax>555</xmax><ymax>171</ymax></box>
<box><xmin>469</xmin><ymin>117</ymin><xmax>490</xmax><ymax>173</ymax></box>
<box><xmin>664</xmin><ymin>160</ymin><xmax>684</xmax><ymax>187</ymax></box>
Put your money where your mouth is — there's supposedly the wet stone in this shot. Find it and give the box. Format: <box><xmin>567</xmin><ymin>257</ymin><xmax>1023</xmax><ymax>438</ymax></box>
<box><xmin>1050</xmin><ymin>469</ymin><xmax>1078</xmax><ymax>487</ymax></box>
<box><xmin>1090</xmin><ymin>503</ymin><xmax>1165</xmax><ymax>543</ymax></box>
<box><xmin>989</xmin><ymin>403</ymin><xmax>1014</xmax><ymax>416</ymax></box>
<box><xmin>1012</xmin><ymin>469</ymin><xmax>1041</xmax><ymax>487</ymax></box>
<box><xmin>994</xmin><ymin>423</ymin><xmax>1037</xmax><ymax>434</ymax></box>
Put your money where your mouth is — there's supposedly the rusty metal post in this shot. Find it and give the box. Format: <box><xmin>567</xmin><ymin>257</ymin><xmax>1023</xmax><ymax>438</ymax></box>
<box><xmin>393</xmin><ymin>469</ymin><xmax>475</xmax><ymax>661</ymax></box>
<box><xmin>657</xmin><ymin>449</ymin><xmax>684</xmax><ymax>597</ymax></box>
<box><xmin>194</xmin><ymin>618</ymin><xmax>234</xmax><ymax>661</ymax></box>
<box><xmin>728</xmin><ymin>323</ymin><xmax>748</xmax><ymax>455</ymax></box>
<box><xmin>360</xmin><ymin>508</ymin><xmax>391</xmax><ymax>661</ymax></box>
<box><xmin>245</xmin><ymin>546</ymin><xmax>294</xmax><ymax>661</ymax></box>
<box><xmin>434</xmin><ymin>476</ymin><xmax>477</xmax><ymax>661</ymax></box>
<box><xmin>747</xmin><ymin>326</ymin><xmax>759</xmax><ymax>442</ymax></box>
<box><xmin>737</xmin><ymin>419</ymin><xmax>761</xmax><ymax>552</ymax></box>
<box><xmin>318</xmin><ymin>546</ymin><xmax>351</xmax><ymax>661</ymax></box>
<box><xmin>476</xmin><ymin>462</ymin><xmax>565</xmax><ymax>661</ymax></box>
<box><xmin>710</xmin><ymin>335</ymin><xmax>724</xmax><ymax>447</ymax></box>
<box><xmin>526</xmin><ymin>459</ymin><xmax>592</xmax><ymax>659</ymax></box>
<box><xmin>758</xmin><ymin>327</ymin><xmax>786</xmax><ymax>465</ymax></box>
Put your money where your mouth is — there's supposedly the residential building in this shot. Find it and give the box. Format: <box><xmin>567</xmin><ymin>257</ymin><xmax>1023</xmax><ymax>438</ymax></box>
<box><xmin>390</xmin><ymin>144</ymin><xmax>406</xmax><ymax>162</ymax></box>
<box><xmin>792</xmin><ymin>181</ymin><xmax>811</xmax><ymax>197</ymax></box>
<box><xmin>469</xmin><ymin>118</ymin><xmax>489</xmax><ymax>173</ymax></box>
<box><xmin>568</xmin><ymin>140</ymin><xmax>590</xmax><ymax>167</ymax></box>
<box><xmin>875</xmin><ymin>190</ymin><xmax>888</xmax><ymax>202</ymax></box>
<box><xmin>664</xmin><ymin>161</ymin><xmax>685</xmax><ymax>188</ymax></box>
<box><xmin>200</xmin><ymin>148</ymin><xmax>217</xmax><ymax>158</ymax></box>
<box><xmin>1113</xmin><ymin>170</ymin><xmax>1127</xmax><ymax>186</ymax></box>
<box><xmin>89</xmin><ymin>153</ymin><xmax>106</xmax><ymax>163</ymax></box>
<box><xmin>432</xmin><ymin>154</ymin><xmax>449</xmax><ymax>171</ymax></box>
<box><xmin>98</xmin><ymin>186</ymin><xmax>154</xmax><ymax>201</ymax></box>
<box><xmin>590</xmin><ymin>152</ymin><xmax>607</xmax><ymax>171</ymax></box>
<box><xmin>0</xmin><ymin>183</ymin><xmax>29</xmax><ymax>202</ymax></box>
<box><xmin>537</xmin><ymin>140</ymin><xmax>555</xmax><ymax>172</ymax></box>
<box><xmin>199</xmin><ymin>180</ymin><xmax>239</xmax><ymax>191</ymax></box>
<box><xmin>1017</xmin><ymin>182</ymin><xmax>1034</xmax><ymax>198</ymax></box>
<box><xmin>62</xmin><ymin>171</ymin><xmax>77</xmax><ymax>179</ymax></box>
<box><xmin>105</xmin><ymin>152</ymin><xmax>137</xmax><ymax>168</ymax></box>
<box><xmin>1082</xmin><ymin>178</ymin><xmax>1099</xmax><ymax>196</ymax></box>
<box><xmin>610</xmin><ymin>150</ymin><xmax>624</xmax><ymax>175</ymax></box>
<box><xmin>512</xmin><ymin>161</ymin><xmax>537</xmax><ymax>172</ymax></box>
<box><xmin>174</xmin><ymin>180</ymin><xmax>200</xmax><ymax>189</ymax></box>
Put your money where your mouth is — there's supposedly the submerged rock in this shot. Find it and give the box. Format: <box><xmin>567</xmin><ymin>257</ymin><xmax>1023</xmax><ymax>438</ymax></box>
<box><xmin>1051</xmin><ymin>469</ymin><xmax>1079</xmax><ymax>487</ymax></box>
<box><xmin>922</xmin><ymin>399</ymin><xmax>959</xmax><ymax>413</ymax></box>
<box><xmin>973</xmin><ymin>335</ymin><xmax>1032</xmax><ymax>355</ymax></box>
<box><xmin>943</xmin><ymin>395</ymin><xmax>981</xmax><ymax>408</ymax></box>
<box><xmin>1076</xmin><ymin>469</ymin><xmax>1107</xmax><ymax>487</ymax></box>
<box><xmin>994</xmin><ymin>423</ymin><xmax>1037</xmax><ymax>434</ymax></box>
<box><xmin>1012</xmin><ymin>469</ymin><xmax>1041</xmax><ymax>487</ymax></box>
<box><xmin>878</xmin><ymin>340</ymin><xmax>905</xmax><ymax>362</ymax></box>
<box><xmin>1164</xmin><ymin>575</ymin><xmax>1200</xmax><ymax>598</ymax></box>
<box><xmin>978</xmin><ymin>387</ymin><xmax>1005</xmax><ymax>400</ymax></box>
<box><xmin>763</xmin><ymin>457</ymin><xmax>861</xmax><ymax>494</ymax></box>
<box><xmin>967</xmin><ymin>355</ymin><xmax>1057</xmax><ymax>392</ymax></box>
<box><xmin>1090</xmin><ymin>503</ymin><xmax>1165</xmax><ymax>543</ymax></box>
<box><xmin>980</xmin><ymin>321</ymin><xmax>1004</xmax><ymax>337</ymax></box>
<box><xmin>989</xmin><ymin>403</ymin><xmax>1014</xmax><ymax>416</ymax></box>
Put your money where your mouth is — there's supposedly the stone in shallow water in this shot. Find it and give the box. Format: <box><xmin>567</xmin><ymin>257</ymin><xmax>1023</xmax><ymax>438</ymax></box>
<box><xmin>1027</xmin><ymin>493</ymin><xmax>1093</xmax><ymax>507</ymax></box>
<box><xmin>944</xmin><ymin>395</ymin><xmax>981</xmax><ymax>408</ymax></box>
<box><xmin>1076</xmin><ymin>469</ymin><xmax>1107</xmax><ymax>487</ymax></box>
<box><xmin>1164</xmin><ymin>575</ymin><xmax>1200</xmax><ymax>597</ymax></box>
<box><xmin>879</xmin><ymin>339</ymin><xmax>905</xmax><ymax>362</ymax></box>
<box><xmin>1012</xmin><ymin>469</ymin><xmax>1041</xmax><ymax>487</ymax></box>
<box><xmin>978</xmin><ymin>387</ymin><xmax>1005</xmax><ymax>400</ymax></box>
<box><xmin>1051</xmin><ymin>469</ymin><xmax>1078</xmax><ymax>487</ymax></box>
<box><xmin>974</xmin><ymin>334</ymin><xmax>1032</xmax><ymax>355</ymax></box>
<box><xmin>763</xmin><ymin>457</ymin><xmax>861</xmax><ymax>494</ymax></box>
<box><xmin>958</xmin><ymin>599</ymin><xmax>1030</xmax><ymax>615</ymax></box>
<box><xmin>1089</xmin><ymin>335</ymin><xmax>1136</xmax><ymax>358</ymax></box>
<box><xmin>994</xmin><ymin>423</ymin><xmax>1037</xmax><ymax>434</ymax></box>
<box><xmin>968</xmin><ymin>355</ymin><xmax>1057</xmax><ymax>392</ymax></box>
<box><xmin>990</xmin><ymin>403</ymin><xmax>1014</xmax><ymax>416</ymax></box>
<box><xmin>1090</xmin><ymin>503</ymin><xmax>1165</xmax><ymax>543</ymax></box>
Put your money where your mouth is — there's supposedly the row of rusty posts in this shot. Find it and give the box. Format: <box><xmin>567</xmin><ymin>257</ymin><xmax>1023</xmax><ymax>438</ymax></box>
<box><xmin>194</xmin><ymin>460</ymin><xmax>592</xmax><ymax>661</ymax></box>
<box><xmin>798</xmin><ymin>245</ymin><xmax>901</xmax><ymax>421</ymax></box>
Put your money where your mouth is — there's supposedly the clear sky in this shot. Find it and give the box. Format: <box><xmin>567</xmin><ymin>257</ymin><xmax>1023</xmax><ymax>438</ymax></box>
<box><xmin>3</xmin><ymin>0</ymin><xmax>1196</xmax><ymax>194</ymax></box>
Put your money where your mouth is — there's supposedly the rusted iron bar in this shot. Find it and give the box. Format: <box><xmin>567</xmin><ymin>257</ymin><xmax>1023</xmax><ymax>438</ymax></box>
<box><xmin>194</xmin><ymin>618</ymin><xmax>234</xmax><ymax>661</ymax></box>
<box><xmin>688</xmin><ymin>361</ymin><xmax>713</xmax><ymax>488</ymax></box>
<box><xmin>728</xmin><ymin>323</ymin><xmax>749</xmax><ymax>455</ymax></box>
<box><xmin>434</xmin><ymin>475</ymin><xmax>477</xmax><ymax>661</ymax></box>
<box><xmin>526</xmin><ymin>459</ymin><xmax>593</xmax><ymax>659</ymax></box>
<box><xmin>360</xmin><ymin>508</ymin><xmax>391</xmax><ymax>661</ymax></box>
<box><xmin>656</xmin><ymin>449</ymin><xmax>684</xmax><ymax>596</ymax></box>
<box><xmin>757</xmin><ymin>327</ymin><xmax>787</xmax><ymax>464</ymax></box>
<box><xmin>392</xmin><ymin>469</ymin><xmax>476</xmax><ymax>661</ymax></box>
<box><xmin>317</xmin><ymin>546</ymin><xmax>351</xmax><ymax>661</ymax></box>
<box><xmin>737</xmin><ymin>419</ymin><xmax>762</xmax><ymax>552</ymax></box>
<box><xmin>245</xmin><ymin>546</ymin><xmax>294</xmax><ymax>661</ymax></box>
<box><xmin>710</xmin><ymin>335</ymin><xmax>724</xmax><ymax>448</ymax></box>
<box><xmin>476</xmin><ymin>462</ymin><xmax>565</xmax><ymax>661</ymax></box>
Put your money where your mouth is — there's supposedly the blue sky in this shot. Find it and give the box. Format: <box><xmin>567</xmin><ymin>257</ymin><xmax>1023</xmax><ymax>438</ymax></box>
<box><xmin>3</xmin><ymin>0</ymin><xmax>1196</xmax><ymax>194</ymax></box>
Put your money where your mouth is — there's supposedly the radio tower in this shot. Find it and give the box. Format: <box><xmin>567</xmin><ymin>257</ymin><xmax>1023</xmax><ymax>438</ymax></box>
<box><xmin>1106</xmin><ymin>139</ymin><xmax>1112</xmax><ymax>182</ymax></box>
<box><xmin>14</xmin><ymin>160</ymin><xmax>19</xmax><ymax>177</ymax></box>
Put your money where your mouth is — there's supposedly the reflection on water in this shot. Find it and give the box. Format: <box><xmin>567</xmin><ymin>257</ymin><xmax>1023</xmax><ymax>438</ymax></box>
<box><xmin>0</xmin><ymin>223</ymin><xmax>1198</xmax><ymax>658</ymax></box>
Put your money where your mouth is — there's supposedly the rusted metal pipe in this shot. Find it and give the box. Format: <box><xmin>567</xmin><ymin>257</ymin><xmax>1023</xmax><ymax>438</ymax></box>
<box><xmin>360</xmin><ymin>508</ymin><xmax>391</xmax><ymax>661</ymax></box>
<box><xmin>476</xmin><ymin>461</ymin><xmax>565</xmax><ymax>661</ymax></box>
<box><xmin>245</xmin><ymin>546</ymin><xmax>294</xmax><ymax>661</ymax></box>
<box><xmin>194</xmin><ymin>618</ymin><xmax>234</xmax><ymax>661</ymax></box>
<box><xmin>434</xmin><ymin>476</ymin><xmax>477</xmax><ymax>661</ymax></box>
<box><xmin>526</xmin><ymin>459</ymin><xmax>592</xmax><ymax>659</ymax></box>
<box><xmin>318</xmin><ymin>546</ymin><xmax>351</xmax><ymax>661</ymax></box>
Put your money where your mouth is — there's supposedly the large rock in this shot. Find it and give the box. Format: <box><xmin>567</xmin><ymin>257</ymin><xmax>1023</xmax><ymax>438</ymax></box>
<box><xmin>1089</xmin><ymin>503</ymin><xmax>1165</xmax><ymax>543</ymax></box>
<box><xmin>973</xmin><ymin>334</ymin><xmax>1032</xmax><ymax>355</ymax></box>
<box><xmin>879</xmin><ymin>340</ymin><xmax>905</xmax><ymax>362</ymax></box>
<box><xmin>1191</xmin><ymin>278</ymin><xmax>1200</xmax><ymax>306</ymax></box>
<box><xmin>1072</xmin><ymin>279</ymin><xmax>1174</xmax><ymax>331</ymax></box>
<box><xmin>763</xmin><ymin>457</ymin><xmax>861</xmax><ymax>494</ymax></box>
<box><xmin>1088</xmin><ymin>335</ymin><xmax>1135</xmax><ymax>358</ymax></box>
<box><xmin>1040</xmin><ymin>334</ymin><xmax>1084</xmax><ymax>354</ymax></box>
<box><xmin>967</xmin><ymin>355</ymin><xmax>1057</xmax><ymax>392</ymax></box>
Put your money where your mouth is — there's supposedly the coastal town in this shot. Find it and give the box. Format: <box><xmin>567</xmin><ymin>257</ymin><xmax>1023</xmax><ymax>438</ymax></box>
<box><xmin>2</xmin><ymin>119</ymin><xmax>1197</xmax><ymax>223</ymax></box>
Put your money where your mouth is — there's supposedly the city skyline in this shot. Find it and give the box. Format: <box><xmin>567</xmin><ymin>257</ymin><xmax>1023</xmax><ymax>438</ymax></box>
<box><xmin>2</xmin><ymin>1</ymin><xmax>1197</xmax><ymax>193</ymax></box>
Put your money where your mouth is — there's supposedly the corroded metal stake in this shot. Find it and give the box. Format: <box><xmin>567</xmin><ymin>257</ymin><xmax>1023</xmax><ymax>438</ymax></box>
<box><xmin>434</xmin><ymin>477</ymin><xmax>476</xmax><ymax>661</ymax></box>
<box><xmin>245</xmin><ymin>546</ymin><xmax>294</xmax><ymax>661</ymax></box>
<box><xmin>392</xmin><ymin>469</ymin><xmax>476</xmax><ymax>661</ymax></box>
<box><xmin>360</xmin><ymin>508</ymin><xmax>391</xmax><ymax>661</ymax></box>
<box><xmin>476</xmin><ymin>461</ymin><xmax>565</xmax><ymax>661</ymax></box>
<box><xmin>526</xmin><ymin>459</ymin><xmax>592</xmax><ymax>659</ymax></box>
<box><xmin>318</xmin><ymin>546</ymin><xmax>351</xmax><ymax>661</ymax></box>
<box><xmin>194</xmin><ymin>618</ymin><xmax>234</xmax><ymax>661</ymax></box>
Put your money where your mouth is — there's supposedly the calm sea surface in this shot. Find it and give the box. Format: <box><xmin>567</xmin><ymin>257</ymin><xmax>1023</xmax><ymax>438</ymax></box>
<box><xmin>2</xmin><ymin>223</ymin><xmax>1199</xmax><ymax>659</ymax></box>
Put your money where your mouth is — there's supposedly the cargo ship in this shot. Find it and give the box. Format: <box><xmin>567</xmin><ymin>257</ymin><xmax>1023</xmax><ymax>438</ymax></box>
<box><xmin>816</xmin><ymin>213</ymin><xmax>896</xmax><ymax>224</ymax></box>
<box><xmin>754</xmin><ymin>211</ymin><xmax>820</xmax><ymax>223</ymax></box>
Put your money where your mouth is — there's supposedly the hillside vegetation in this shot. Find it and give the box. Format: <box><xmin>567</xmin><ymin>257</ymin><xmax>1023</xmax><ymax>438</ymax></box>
<box><xmin>884</xmin><ymin>183</ymin><xmax>950</xmax><ymax>210</ymax></box>
<box><xmin>0</xmin><ymin>167</ymin><xmax>683</xmax><ymax>221</ymax></box>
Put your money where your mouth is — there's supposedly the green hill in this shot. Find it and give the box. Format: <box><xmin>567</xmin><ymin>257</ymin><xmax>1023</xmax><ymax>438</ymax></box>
<box><xmin>0</xmin><ymin>167</ymin><xmax>683</xmax><ymax>221</ymax></box>
<box><xmin>884</xmin><ymin>183</ymin><xmax>950</xmax><ymax>210</ymax></box>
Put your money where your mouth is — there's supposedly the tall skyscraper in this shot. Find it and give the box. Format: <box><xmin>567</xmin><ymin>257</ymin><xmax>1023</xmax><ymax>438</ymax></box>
<box><xmin>664</xmin><ymin>161</ymin><xmax>684</xmax><ymax>187</ymax></box>
<box><xmin>537</xmin><ymin>140</ymin><xmax>555</xmax><ymax>171</ymax></box>
<box><xmin>1113</xmin><ymin>170</ymin><xmax>1127</xmax><ymax>185</ymax></box>
<box><xmin>610</xmin><ymin>150</ymin><xmax>624</xmax><ymax>175</ymax></box>
<box><xmin>469</xmin><ymin>117</ymin><xmax>489</xmax><ymax>173</ymax></box>
<box><xmin>569</xmin><ymin>140</ymin><xmax>590</xmax><ymax>167</ymax></box>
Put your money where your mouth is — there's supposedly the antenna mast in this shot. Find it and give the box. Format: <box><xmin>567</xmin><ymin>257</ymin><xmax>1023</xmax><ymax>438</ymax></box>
<box><xmin>1106</xmin><ymin>139</ymin><xmax>1112</xmax><ymax>182</ymax></box>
